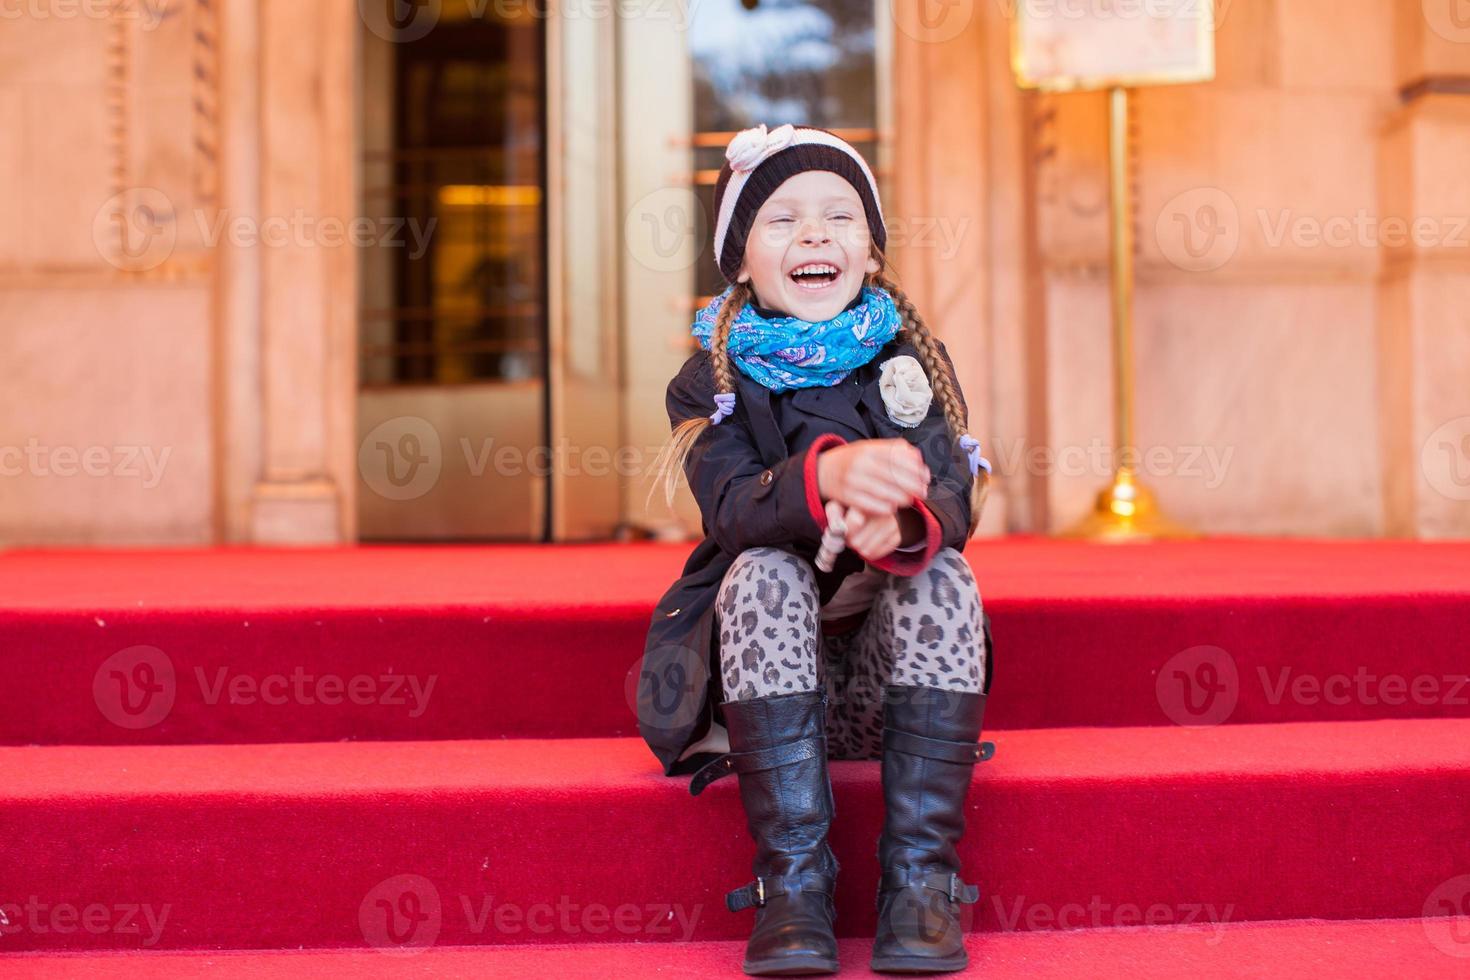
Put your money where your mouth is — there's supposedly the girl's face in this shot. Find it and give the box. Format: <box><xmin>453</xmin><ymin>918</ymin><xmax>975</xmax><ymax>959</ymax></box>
<box><xmin>735</xmin><ymin>170</ymin><xmax>881</xmax><ymax>322</ymax></box>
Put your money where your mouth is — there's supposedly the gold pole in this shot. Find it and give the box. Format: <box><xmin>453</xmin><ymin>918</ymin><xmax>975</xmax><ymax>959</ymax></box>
<box><xmin>1064</xmin><ymin>87</ymin><xmax>1193</xmax><ymax>541</ymax></box>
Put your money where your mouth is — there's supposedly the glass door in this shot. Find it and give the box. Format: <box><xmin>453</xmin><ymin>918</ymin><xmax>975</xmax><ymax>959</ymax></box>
<box><xmin>621</xmin><ymin>0</ymin><xmax>890</xmax><ymax>539</ymax></box>
<box><xmin>357</xmin><ymin>2</ymin><xmax>549</xmax><ymax>540</ymax></box>
<box><xmin>687</xmin><ymin>0</ymin><xmax>890</xmax><ymax>310</ymax></box>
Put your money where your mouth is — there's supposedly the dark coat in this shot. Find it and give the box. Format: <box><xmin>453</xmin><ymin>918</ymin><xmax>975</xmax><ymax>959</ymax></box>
<box><xmin>637</xmin><ymin>334</ymin><xmax>989</xmax><ymax>779</ymax></box>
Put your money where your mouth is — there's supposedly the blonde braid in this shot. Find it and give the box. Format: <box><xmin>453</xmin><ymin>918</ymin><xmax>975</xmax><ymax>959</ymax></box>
<box><xmin>646</xmin><ymin>282</ymin><xmax>752</xmax><ymax>511</ymax></box>
<box><xmin>869</xmin><ymin>269</ymin><xmax>990</xmax><ymax>532</ymax></box>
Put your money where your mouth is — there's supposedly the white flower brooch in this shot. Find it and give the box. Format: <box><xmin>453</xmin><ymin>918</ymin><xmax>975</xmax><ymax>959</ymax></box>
<box><xmin>726</xmin><ymin>123</ymin><xmax>797</xmax><ymax>173</ymax></box>
<box><xmin>878</xmin><ymin>355</ymin><xmax>933</xmax><ymax>428</ymax></box>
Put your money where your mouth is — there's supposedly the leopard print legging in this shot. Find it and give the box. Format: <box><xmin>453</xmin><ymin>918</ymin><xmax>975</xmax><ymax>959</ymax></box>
<box><xmin>714</xmin><ymin>545</ymin><xmax>987</xmax><ymax>760</ymax></box>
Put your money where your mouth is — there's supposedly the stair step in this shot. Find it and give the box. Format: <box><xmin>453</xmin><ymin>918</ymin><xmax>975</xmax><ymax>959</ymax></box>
<box><xmin>3</xmin><ymin>541</ymin><xmax>1468</xmax><ymax>744</ymax></box>
<box><xmin>1</xmin><ymin>917</ymin><xmax>1465</xmax><ymax>978</ymax></box>
<box><xmin>3</xmin><ymin>718</ymin><xmax>1468</xmax><ymax>951</ymax></box>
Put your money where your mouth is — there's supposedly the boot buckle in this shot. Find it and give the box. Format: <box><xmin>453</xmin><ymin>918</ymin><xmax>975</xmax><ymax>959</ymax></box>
<box><xmin>728</xmin><ymin>872</ymin><xmax>836</xmax><ymax>913</ymax></box>
<box><xmin>878</xmin><ymin>869</ymin><xmax>980</xmax><ymax>905</ymax></box>
<box><xmin>727</xmin><ymin>877</ymin><xmax>771</xmax><ymax>912</ymax></box>
<box><xmin>947</xmin><ymin>873</ymin><xmax>980</xmax><ymax>904</ymax></box>
<box><xmin>727</xmin><ymin>875</ymin><xmax>777</xmax><ymax>913</ymax></box>
<box><xmin>689</xmin><ymin>736</ymin><xmax>827</xmax><ymax>796</ymax></box>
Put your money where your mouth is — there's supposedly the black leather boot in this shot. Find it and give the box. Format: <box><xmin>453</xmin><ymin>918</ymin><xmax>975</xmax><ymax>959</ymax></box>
<box><xmin>690</xmin><ymin>688</ymin><xmax>840</xmax><ymax>976</ymax></box>
<box><xmin>870</xmin><ymin>684</ymin><xmax>995</xmax><ymax>974</ymax></box>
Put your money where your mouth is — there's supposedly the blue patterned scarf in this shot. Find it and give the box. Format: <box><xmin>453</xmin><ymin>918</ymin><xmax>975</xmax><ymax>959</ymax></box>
<box><xmin>691</xmin><ymin>284</ymin><xmax>903</xmax><ymax>393</ymax></box>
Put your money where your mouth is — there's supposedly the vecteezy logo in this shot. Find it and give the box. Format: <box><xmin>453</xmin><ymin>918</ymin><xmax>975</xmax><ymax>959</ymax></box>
<box><xmin>1422</xmin><ymin>874</ymin><xmax>1470</xmax><ymax>957</ymax></box>
<box><xmin>92</xmin><ymin>188</ymin><xmax>177</xmax><ymax>272</ymax></box>
<box><xmin>360</xmin><ymin>874</ymin><xmax>443</xmax><ymax>955</ymax></box>
<box><xmin>629</xmin><ymin>642</ymin><xmax>710</xmax><ymax>736</ymax></box>
<box><xmin>625</xmin><ymin>187</ymin><xmax>706</xmax><ymax>274</ymax></box>
<box><xmin>1155</xmin><ymin>188</ymin><xmax>1239</xmax><ymax>273</ymax></box>
<box><xmin>889</xmin><ymin>0</ymin><xmax>973</xmax><ymax>45</ymax></box>
<box><xmin>1421</xmin><ymin>416</ymin><xmax>1470</xmax><ymax>502</ymax></box>
<box><xmin>1156</xmin><ymin>645</ymin><xmax>1239</xmax><ymax>727</ymax></box>
<box><xmin>1422</xmin><ymin>0</ymin><xmax>1470</xmax><ymax>44</ymax></box>
<box><xmin>882</xmin><ymin>883</ymin><xmax>975</xmax><ymax>959</ymax></box>
<box><xmin>358</xmin><ymin>416</ymin><xmax>442</xmax><ymax>501</ymax></box>
<box><xmin>359</xmin><ymin>0</ymin><xmax>441</xmax><ymax>42</ymax></box>
<box><xmin>93</xmin><ymin>645</ymin><xmax>177</xmax><ymax>730</ymax></box>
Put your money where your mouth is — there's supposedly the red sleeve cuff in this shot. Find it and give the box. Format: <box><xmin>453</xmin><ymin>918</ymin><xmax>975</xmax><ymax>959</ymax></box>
<box><xmin>869</xmin><ymin>498</ymin><xmax>942</xmax><ymax>576</ymax></box>
<box><xmin>802</xmin><ymin>433</ymin><xmax>848</xmax><ymax>531</ymax></box>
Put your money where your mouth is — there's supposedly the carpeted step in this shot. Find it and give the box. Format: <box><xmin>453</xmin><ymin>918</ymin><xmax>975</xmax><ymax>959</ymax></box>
<box><xmin>1</xmin><ymin>540</ymin><xmax>1468</xmax><ymax>745</ymax></box>
<box><xmin>2</xmin><ymin>917</ymin><xmax>1465</xmax><ymax>978</ymax></box>
<box><xmin>2</xmin><ymin>718</ymin><xmax>1467</xmax><ymax>952</ymax></box>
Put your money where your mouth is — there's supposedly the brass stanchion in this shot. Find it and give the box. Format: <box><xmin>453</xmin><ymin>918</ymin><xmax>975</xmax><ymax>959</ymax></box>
<box><xmin>1063</xmin><ymin>87</ymin><xmax>1194</xmax><ymax>541</ymax></box>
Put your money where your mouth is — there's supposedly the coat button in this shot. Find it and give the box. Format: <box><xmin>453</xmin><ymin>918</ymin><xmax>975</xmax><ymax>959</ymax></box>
<box><xmin>759</xmin><ymin>469</ymin><xmax>773</xmax><ymax>486</ymax></box>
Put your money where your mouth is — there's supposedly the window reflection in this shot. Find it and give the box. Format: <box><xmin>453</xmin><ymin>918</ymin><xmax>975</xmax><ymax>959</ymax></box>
<box><xmin>360</xmin><ymin>4</ymin><xmax>546</xmax><ymax>386</ymax></box>
<box><xmin>689</xmin><ymin>0</ymin><xmax>882</xmax><ymax>303</ymax></box>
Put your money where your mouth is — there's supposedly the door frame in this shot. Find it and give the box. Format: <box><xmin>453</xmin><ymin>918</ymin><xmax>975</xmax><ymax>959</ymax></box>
<box><xmin>545</xmin><ymin>3</ymin><xmax>624</xmax><ymax>540</ymax></box>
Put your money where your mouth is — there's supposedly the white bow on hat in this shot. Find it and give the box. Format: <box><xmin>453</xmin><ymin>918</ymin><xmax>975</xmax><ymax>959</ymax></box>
<box><xmin>726</xmin><ymin>123</ymin><xmax>798</xmax><ymax>173</ymax></box>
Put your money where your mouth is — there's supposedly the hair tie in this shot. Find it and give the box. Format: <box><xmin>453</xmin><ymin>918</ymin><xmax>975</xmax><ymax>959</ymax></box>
<box><xmin>709</xmin><ymin>391</ymin><xmax>736</xmax><ymax>425</ymax></box>
<box><xmin>958</xmin><ymin>434</ymin><xmax>992</xmax><ymax>476</ymax></box>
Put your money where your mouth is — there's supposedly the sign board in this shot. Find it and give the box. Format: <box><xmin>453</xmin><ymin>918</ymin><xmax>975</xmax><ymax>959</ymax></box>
<box><xmin>1012</xmin><ymin>0</ymin><xmax>1216</xmax><ymax>92</ymax></box>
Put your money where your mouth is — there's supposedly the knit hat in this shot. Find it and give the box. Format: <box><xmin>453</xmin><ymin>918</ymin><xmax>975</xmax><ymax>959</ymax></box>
<box><xmin>712</xmin><ymin>124</ymin><xmax>886</xmax><ymax>284</ymax></box>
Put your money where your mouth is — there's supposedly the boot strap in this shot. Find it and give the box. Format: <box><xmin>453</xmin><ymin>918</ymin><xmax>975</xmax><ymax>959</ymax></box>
<box><xmin>688</xmin><ymin>734</ymin><xmax>827</xmax><ymax>796</ymax></box>
<box><xmin>884</xmin><ymin>727</ymin><xmax>995</xmax><ymax>764</ymax></box>
<box><xmin>726</xmin><ymin>871</ymin><xmax>837</xmax><ymax>913</ymax></box>
<box><xmin>878</xmin><ymin>869</ymin><xmax>980</xmax><ymax>905</ymax></box>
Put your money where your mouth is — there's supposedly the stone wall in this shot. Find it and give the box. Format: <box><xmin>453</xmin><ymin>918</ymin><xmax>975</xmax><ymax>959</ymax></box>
<box><xmin>2</xmin><ymin>1</ymin><xmax>1464</xmax><ymax>545</ymax></box>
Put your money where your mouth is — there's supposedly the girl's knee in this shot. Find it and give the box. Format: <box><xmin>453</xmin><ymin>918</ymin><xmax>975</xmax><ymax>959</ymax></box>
<box><xmin>717</xmin><ymin>547</ymin><xmax>821</xmax><ymax>701</ymax></box>
<box><xmin>878</xmin><ymin>547</ymin><xmax>981</xmax><ymax>609</ymax></box>
<box><xmin>719</xmin><ymin>546</ymin><xmax>819</xmax><ymax>602</ymax></box>
<box><xmin>928</xmin><ymin>547</ymin><xmax>979</xmax><ymax>590</ymax></box>
<box><xmin>883</xmin><ymin>548</ymin><xmax>987</xmax><ymax>693</ymax></box>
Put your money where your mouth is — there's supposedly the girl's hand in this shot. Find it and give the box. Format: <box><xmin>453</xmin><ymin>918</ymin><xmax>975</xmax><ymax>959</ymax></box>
<box><xmin>841</xmin><ymin>508</ymin><xmax>902</xmax><ymax>563</ymax></box>
<box><xmin>816</xmin><ymin>439</ymin><xmax>929</xmax><ymax>514</ymax></box>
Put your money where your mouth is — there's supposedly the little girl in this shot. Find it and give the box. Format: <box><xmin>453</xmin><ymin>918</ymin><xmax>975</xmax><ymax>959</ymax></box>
<box><xmin>640</xmin><ymin>124</ymin><xmax>996</xmax><ymax>976</ymax></box>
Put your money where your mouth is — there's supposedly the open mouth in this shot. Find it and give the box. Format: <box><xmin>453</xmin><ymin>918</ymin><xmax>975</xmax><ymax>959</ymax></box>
<box><xmin>788</xmin><ymin>262</ymin><xmax>842</xmax><ymax>290</ymax></box>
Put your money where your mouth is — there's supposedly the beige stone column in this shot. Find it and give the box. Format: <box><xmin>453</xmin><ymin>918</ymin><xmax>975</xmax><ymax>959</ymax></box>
<box><xmin>1378</xmin><ymin>7</ymin><xmax>1470</xmax><ymax>537</ymax></box>
<box><xmin>550</xmin><ymin>5</ymin><xmax>622</xmax><ymax>540</ymax></box>
<box><xmin>220</xmin><ymin>0</ymin><xmax>359</xmax><ymax>544</ymax></box>
<box><xmin>0</xmin><ymin>3</ymin><xmax>218</xmax><ymax>546</ymax></box>
<box><xmin>890</xmin><ymin>2</ymin><xmax>1019</xmax><ymax>535</ymax></box>
<box><xmin>616</xmin><ymin>10</ymin><xmax>696</xmax><ymax>541</ymax></box>
<box><xmin>1025</xmin><ymin>1</ymin><xmax>1399</xmax><ymax>537</ymax></box>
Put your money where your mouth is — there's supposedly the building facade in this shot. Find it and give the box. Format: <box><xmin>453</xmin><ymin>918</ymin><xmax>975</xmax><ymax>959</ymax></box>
<box><xmin>1</xmin><ymin>0</ymin><xmax>1467</xmax><ymax>546</ymax></box>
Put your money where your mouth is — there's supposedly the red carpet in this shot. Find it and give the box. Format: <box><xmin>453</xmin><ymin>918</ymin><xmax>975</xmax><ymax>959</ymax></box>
<box><xmin>1</xmin><ymin>539</ymin><xmax>1468</xmax><ymax>972</ymax></box>
<box><xmin>3</xmin><ymin>919</ymin><xmax>1465</xmax><ymax>979</ymax></box>
<box><xmin>1</xmin><ymin>539</ymin><xmax>1468</xmax><ymax>744</ymax></box>
<box><xmin>1</xmin><ymin>720</ymin><xmax>1468</xmax><ymax>951</ymax></box>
